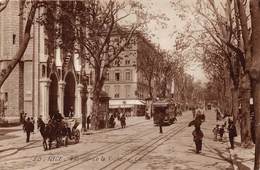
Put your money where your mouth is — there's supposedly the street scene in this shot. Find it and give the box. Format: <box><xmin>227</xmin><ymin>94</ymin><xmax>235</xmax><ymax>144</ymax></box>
<box><xmin>1</xmin><ymin>110</ymin><xmax>234</xmax><ymax>170</ymax></box>
<box><xmin>0</xmin><ymin>0</ymin><xmax>260</xmax><ymax>170</ymax></box>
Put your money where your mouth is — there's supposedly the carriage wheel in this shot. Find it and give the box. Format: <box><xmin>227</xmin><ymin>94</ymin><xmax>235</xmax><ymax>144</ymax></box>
<box><xmin>74</xmin><ymin>130</ymin><xmax>80</xmax><ymax>143</ymax></box>
<box><xmin>43</xmin><ymin>141</ymin><xmax>48</xmax><ymax>151</ymax></box>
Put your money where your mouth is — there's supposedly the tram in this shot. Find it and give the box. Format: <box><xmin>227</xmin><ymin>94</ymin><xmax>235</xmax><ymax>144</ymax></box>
<box><xmin>152</xmin><ymin>100</ymin><xmax>176</xmax><ymax>126</ymax></box>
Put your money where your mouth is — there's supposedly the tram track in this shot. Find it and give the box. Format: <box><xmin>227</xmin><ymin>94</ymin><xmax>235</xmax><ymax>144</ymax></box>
<box><xmin>0</xmin><ymin>118</ymin><xmax>150</xmax><ymax>163</ymax></box>
<box><xmin>98</xmin><ymin>122</ymin><xmax>188</xmax><ymax>170</ymax></box>
<box><xmin>48</xmin><ymin>121</ymin><xmax>188</xmax><ymax>170</ymax></box>
<box><xmin>40</xmin><ymin>121</ymin><xmax>156</xmax><ymax>170</ymax></box>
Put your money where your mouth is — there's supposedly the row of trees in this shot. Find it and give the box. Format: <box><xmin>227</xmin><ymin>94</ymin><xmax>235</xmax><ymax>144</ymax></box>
<box><xmin>137</xmin><ymin>38</ymin><xmax>186</xmax><ymax>100</ymax></box>
<box><xmin>171</xmin><ymin>0</ymin><xmax>260</xmax><ymax>169</ymax></box>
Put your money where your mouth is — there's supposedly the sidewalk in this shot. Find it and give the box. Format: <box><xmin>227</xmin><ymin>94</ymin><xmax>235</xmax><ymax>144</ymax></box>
<box><xmin>226</xmin><ymin>135</ymin><xmax>255</xmax><ymax>170</ymax></box>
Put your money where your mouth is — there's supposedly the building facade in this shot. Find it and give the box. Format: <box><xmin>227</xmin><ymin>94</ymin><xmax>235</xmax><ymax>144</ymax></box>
<box><xmin>0</xmin><ymin>2</ymin><xmax>85</xmax><ymax>123</ymax></box>
<box><xmin>103</xmin><ymin>33</ymin><xmax>156</xmax><ymax>115</ymax></box>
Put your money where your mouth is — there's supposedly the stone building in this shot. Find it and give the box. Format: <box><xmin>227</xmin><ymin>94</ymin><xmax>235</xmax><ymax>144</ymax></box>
<box><xmin>103</xmin><ymin>33</ymin><xmax>156</xmax><ymax>116</ymax></box>
<box><xmin>0</xmin><ymin>1</ymin><xmax>85</xmax><ymax>123</ymax></box>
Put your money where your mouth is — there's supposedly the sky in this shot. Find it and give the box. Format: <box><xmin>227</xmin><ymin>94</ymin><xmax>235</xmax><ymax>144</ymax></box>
<box><xmin>122</xmin><ymin>0</ymin><xmax>208</xmax><ymax>83</ymax></box>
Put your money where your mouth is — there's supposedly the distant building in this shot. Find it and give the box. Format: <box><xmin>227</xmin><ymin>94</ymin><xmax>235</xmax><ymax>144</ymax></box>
<box><xmin>102</xmin><ymin>33</ymin><xmax>157</xmax><ymax>116</ymax></box>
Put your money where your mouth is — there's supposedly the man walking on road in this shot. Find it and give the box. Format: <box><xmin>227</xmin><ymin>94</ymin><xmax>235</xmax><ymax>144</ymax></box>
<box><xmin>87</xmin><ymin>115</ymin><xmax>91</xmax><ymax>130</ymax></box>
<box><xmin>228</xmin><ymin>120</ymin><xmax>237</xmax><ymax>149</ymax></box>
<box><xmin>159</xmin><ymin>114</ymin><xmax>163</xmax><ymax>134</ymax></box>
<box><xmin>120</xmin><ymin>114</ymin><xmax>126</xmax><ymax>128</ymax></box>
<box><xmin>23</xmin><ymin>117</ymin><xmax>34</xmax><ymax>143</ymax></box>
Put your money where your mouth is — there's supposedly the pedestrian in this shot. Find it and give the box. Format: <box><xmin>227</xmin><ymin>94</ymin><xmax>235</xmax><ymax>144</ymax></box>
<box><xmin>192</xmin><ymin>126</ymin><xmax>204</xmax><ymax>153</ymax></box>
<box><xmin>216</xmin><ymin>109</ymin><xmax>222</xmax><ymax>121</ymax></box>
<box><xmin>24</xmin><ymin>117</ymin><xmax>34</xmax><ymax>143</ymax></box>
<box><xmin>212</xmin><ymin>125</ymin><xmax>219</xmax><ymax>141</ymax></box>
<box><xmin>228</xmin><ymin>120</ymin><xmax>237</xmax><ymax>149</ymax></box>
<box><xmin>120</xmin><ymin>114</ymin><xmax>126</xmax><ymax>128</ymax></box>
<box><xmin>219</xmin><ymin>125</ymin><xmax>225</xmax><ymax>141</ymax></box>
<box><xmin>87</xmin><ymin>115</ymin><xmax>91</xmax><ymax>130</ymax></box>
<box><xmin>23</xmin><ymin>113</ymin><xmax>27</xmax><ymax>123</ymax></box>
<box><xmin>159</xmin><ymin>113</ymin><xmax>164</xmax><ymax>134</ymax></box>
<box><xmin>109</xmin><ymin>114</ymin><xmax>115</xmax><ymax>128</ymax></box>
<box><xmin>30</xmin><ymin>117</ymin><xmax>35</xmax><ymax>133</ymax></box>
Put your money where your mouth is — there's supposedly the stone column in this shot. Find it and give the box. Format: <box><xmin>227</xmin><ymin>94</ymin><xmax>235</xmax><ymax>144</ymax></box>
<box><xmin>58</xmin><ymin>81</ymin><xmax>66</xmax><ymax>116</ymax></box>
<box><xmin>75</xmin><ymin>83</ymin><xmax>84</xmax><ymax>118</ymax></box>
<box><xmin>39</xmin><ymin>78</ymin><xmax>51</xmax><ymax>122</ymax></box>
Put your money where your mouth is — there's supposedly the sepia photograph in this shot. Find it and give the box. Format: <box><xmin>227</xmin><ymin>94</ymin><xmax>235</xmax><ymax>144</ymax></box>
<box><xmin>0</xmin><ymin>0</ymin><xmax>259</xmax><ymax>169</ymax></box>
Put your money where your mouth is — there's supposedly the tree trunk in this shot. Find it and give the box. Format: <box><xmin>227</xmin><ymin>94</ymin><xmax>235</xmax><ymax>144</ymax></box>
<box><xmin>240</xmin><ymin>73</ymin><xmax>253</xmax><ymax>147</ymax></box>
<box><xmin>232</xmin><ymin>87</ymin><xmax>239</xmax><ymax>124</ymax></box>
<box><xmin>252</xmin><ymin>78</ymin><xmax>260</xmax><ymax>170</ymax></box>
<box><xmin>249</xmin><ymin>1</ymin><xmax>260</xmax><ymax>169</ymax></box>
<box><xmin>90</xmin><ymin>66</ymin><xmax>106</xmax><ymax>130</ymax></box>
<box><xmin>91</xmin><ymin>94</ymin><xmax>100</xmax><ymax>130</ymax></box>
<box><xmin>81</xmin><ymin>94</ymin><xmax>87</xmax><ymax>132</ymax></box>
<box><xmin>148</xmin><ymin>79</ymin><xmax>153</xmax><ymax>98</ymax></box>
<box><xmin>0</xmin><ymin>2</ymin><xmax>37</xmax><ymax>88</ymax></box>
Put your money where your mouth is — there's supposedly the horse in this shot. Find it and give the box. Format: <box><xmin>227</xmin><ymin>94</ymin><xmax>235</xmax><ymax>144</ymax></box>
<box><xmin>38</xmin><ymin>118</ymin><xmax>68</xmax><ymax>150</ymax></box>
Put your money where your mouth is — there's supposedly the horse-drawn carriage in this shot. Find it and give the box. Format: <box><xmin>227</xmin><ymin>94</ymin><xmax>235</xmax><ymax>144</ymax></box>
<box><xmin>38</xmin><ymin>117</ymin><xmax>80</xmax><ymax>151</ymax></box>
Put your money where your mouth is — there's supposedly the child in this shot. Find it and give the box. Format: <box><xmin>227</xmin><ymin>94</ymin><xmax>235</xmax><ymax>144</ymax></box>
<box><xmin>219</xmin><ymin>125</ymin><xmax>225</xmax><ymax>141</ymax></box>
<box><xmin>212</xmin><ymin>125</ymin><xmax>219</xmax><ymax>141</ymax></box>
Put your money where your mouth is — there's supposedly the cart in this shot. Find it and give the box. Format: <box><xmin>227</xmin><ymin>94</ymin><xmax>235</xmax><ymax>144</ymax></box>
<box><xmin>64</xmin><ymin>119</ymin><xmax>80</xmax><ymax>145</ymax></box>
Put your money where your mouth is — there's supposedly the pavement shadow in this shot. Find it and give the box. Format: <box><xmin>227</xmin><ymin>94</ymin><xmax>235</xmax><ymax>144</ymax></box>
<box><xmin>203</xmin><ymin>143</ymin><xmax>233</xmax><ymax>164</ymax></box>
<box><xmin>185</xmin><ymin>143</ymin><xmax>232</xmax><ymax>165</ymax></box>
<box><xmin>233</xmin><ymin>153</ymin><xmax>254</xmax><ymax>170</ymax></box>
<box><xmin>0</xmin><ymin>140</ymin><xmax>41</xmax><ymax>159</ymax></box>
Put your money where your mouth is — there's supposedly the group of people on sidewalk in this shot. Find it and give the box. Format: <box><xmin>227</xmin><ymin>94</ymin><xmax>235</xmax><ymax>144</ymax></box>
<box><xmin>108</xmin><ymin>112</ymin><xmax>126</xmax><ymax>129</ymax></box>
<box><xmin>212</xmin><ymin>111</ymin><xmax>237</xmax><ymax>150</ymax></box>
<box><xmin>189</xmin><ymin>107</ymin><xmax>239</xmax><ymax>154</ymax></box>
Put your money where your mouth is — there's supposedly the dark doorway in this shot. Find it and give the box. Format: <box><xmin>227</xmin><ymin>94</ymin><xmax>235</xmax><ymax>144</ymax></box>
<box><xmin>49</xmin><ymin>74</ymin><xmax>58</xmax><ymax>118</ymax></box>
<box><xmin>64</xmin><ymin>72</ymin><xmax>76</xmax><ymax>117</ymax></box>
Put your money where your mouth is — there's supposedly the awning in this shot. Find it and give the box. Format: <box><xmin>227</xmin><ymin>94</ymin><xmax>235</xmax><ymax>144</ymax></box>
<box><xmin>153</xmin><ymin>101</ymin><xmax>169</xmax><ymax>107</ymax></box>
<box><xmin>109</xmin><ymin>99</ymin><xmax>145</xmax><ymax>109</ymax></box>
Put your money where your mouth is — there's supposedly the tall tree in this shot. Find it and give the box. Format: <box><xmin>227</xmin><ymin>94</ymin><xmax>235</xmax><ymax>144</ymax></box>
<box><xmin>0</xmin><ymin>0</ymin><xmax>9</xmax><ymax>12</ymax></box>
<box><xmin>137</xmin><ymin>36</ymin><xmax>161</xmax><ymax>98</ymax></box>
<box><xmin>0</xmin><ymin>0</ymin><xmax>39</xmax><ymax>88</ymax></box>
<box><xmin>249</xmin><ymin>1</ymin><xmax>260</xmax><ymax>169</ymax></box>
<box><xmin>40</xmin><ymin>0</ymin><xmax>148</xmax><ymax>129</ymax></box>
<box><xmin>192</xmin><ymin>0</ymin><xmax>253</xmax><ymax>147</ymax></box>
